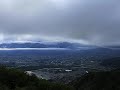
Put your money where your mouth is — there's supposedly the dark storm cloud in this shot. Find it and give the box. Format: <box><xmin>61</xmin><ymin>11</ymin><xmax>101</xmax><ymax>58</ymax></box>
<box><xmin>0</xmin><ymin>0</ymin><xmax>120</xmax><ymax>45</ymax></box>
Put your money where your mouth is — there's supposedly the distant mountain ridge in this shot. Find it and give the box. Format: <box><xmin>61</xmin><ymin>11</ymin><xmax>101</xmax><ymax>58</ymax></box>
<box><xmin>0</xmin><ymin>42</ymin><xmax>94</xmax><ymax>49</ymax></box>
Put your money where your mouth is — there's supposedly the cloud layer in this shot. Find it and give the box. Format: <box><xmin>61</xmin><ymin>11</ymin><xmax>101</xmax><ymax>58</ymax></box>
<box><xmin>0</xmin><ymin>0</ymin><xmax>120</xmax><ymax>45</ymax></box>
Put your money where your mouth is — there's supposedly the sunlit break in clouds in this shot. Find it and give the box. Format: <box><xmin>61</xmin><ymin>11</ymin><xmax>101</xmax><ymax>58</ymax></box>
<box><xmin>0</xmin><ymin>0</ymin><xmax>120</xmax><ymax>45</ymax></box>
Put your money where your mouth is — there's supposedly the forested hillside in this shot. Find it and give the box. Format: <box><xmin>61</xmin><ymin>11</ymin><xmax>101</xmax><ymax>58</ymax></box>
<box><xmin>0</xmin><ymin>67</ymin><xmax>74</xmax><ymax>90</ymax></box>
<box><xmin>71</xmin><ymin>70</ymin><xmax>120</xmax><ymax>90</ymax></box>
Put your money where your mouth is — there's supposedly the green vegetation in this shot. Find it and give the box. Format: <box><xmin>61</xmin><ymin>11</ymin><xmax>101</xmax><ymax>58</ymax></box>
<box><xmin>71</xmin><ymin>70</ymin><xmax>120</xmax><ymax>90</ymax></box>
<box><xmin>0</xmin><ymin>67</ymin><xmax>74</xmax><ymax>90</ymax></box>
<box><xmin>1</xmin><ymin>66</ymin><xmax>120</xmax><ymax>90</ymax></box>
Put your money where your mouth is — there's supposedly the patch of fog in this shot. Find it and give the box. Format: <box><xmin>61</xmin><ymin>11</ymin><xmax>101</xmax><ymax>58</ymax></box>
<box><xmin>65</xmin><ymin>70</ymin><xmax>72</xmax><ymax>72</ymax></box>
<box><xmin>25</xmin><ymin>71</ymin><xmax>33</xmax><ymax>76</ymax></box>
<box><xmin>0</xmin><ymin>48</ymin><xmax>70</xmax><ymax>50</ymax></box>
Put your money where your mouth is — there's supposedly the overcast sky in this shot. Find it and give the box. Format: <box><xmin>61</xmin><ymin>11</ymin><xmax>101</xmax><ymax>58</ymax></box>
<box><xmin>0</xmin><ymin>0</ymin><xmax>120</xmax><ymax>45</ymax></box>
